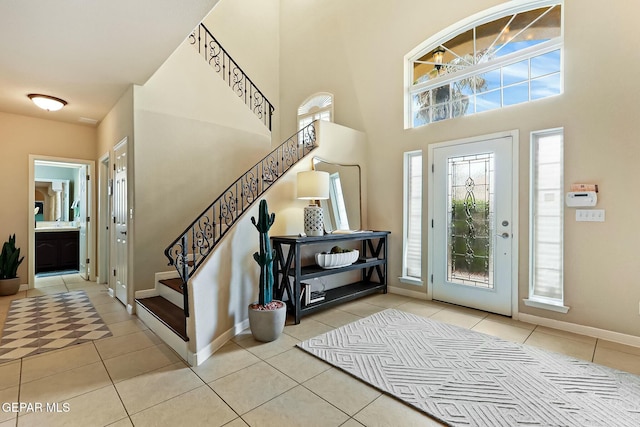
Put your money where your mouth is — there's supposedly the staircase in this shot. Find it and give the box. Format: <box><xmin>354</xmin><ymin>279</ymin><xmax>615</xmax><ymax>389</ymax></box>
<box><xmin>135</xmin><ymin>122</ymin><xmax>318</xmax><ymax>363</ymax></box>
<box><xmin>136</xmin><ymin>272</ymin><xmax>190</xmax><ymax>360</ymax></box>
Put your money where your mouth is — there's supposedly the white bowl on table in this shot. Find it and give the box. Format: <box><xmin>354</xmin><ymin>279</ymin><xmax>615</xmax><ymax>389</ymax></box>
<box><xmin>315</xmin><ymin>250</ymin><xmax>359</xmax><ymax>269</ymax></box>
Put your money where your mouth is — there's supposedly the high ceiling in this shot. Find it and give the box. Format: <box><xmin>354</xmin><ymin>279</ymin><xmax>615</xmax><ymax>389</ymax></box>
<box><xmin>0</xmin><ymin>0</ymin><xmax>219</xmax><ymax>126</ymax></box>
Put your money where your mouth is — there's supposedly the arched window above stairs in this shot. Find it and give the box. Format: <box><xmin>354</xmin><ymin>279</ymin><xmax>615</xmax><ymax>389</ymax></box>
<box><xmin>298</xmin><ymin>92</ymin><xmax>333</xmax><ymax>130</ymax></box>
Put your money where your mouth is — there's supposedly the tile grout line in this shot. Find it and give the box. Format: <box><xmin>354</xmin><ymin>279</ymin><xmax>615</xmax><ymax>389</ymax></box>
<box><xmin>92</xmin><ymin>340</ymin><xmax>134</xmax><ymax>426</ymax></box>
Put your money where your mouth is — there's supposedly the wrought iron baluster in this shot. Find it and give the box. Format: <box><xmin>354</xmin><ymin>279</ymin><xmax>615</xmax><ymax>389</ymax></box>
<box><xmin>189</xmin><ymin>23</ymin><xmax>274</xmax><ymax>131</ymax></box>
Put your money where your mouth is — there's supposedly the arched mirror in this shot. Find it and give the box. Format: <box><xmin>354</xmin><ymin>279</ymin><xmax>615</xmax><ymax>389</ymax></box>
<box><xmin>313</xmin><ymin>157</ymin><xmax>361</xmax><ymax>232</ymax></box>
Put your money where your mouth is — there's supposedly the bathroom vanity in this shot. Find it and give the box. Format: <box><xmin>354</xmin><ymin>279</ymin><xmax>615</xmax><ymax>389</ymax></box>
<box><xmin>35</xmin><ymin>228</ymin><xmax>80</xmax><ymax>274</ymax></box>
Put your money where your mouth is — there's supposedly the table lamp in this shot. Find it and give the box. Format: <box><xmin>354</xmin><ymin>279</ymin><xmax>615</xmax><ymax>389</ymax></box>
<box><xmin>297</xmin><ymin>170</ymin><xmax>330</xmax><ymax>236</ymax></box>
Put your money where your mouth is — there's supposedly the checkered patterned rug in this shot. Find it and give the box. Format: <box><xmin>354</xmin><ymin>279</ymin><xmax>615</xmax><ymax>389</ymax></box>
<box><xmin>0</xmin><ymin>290</ymin><xmax>112</xmax><ymax>362</ymax></box>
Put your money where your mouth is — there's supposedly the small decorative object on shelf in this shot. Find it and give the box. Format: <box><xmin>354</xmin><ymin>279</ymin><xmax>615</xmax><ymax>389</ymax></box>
<box><xmin>297</xmin><ymin>170</ymin><xmax>330</xmax><ymax>237</ymax></box>
<box><xmin>301</xmin><ymin>282</ymin><xmax>325</xmax><ymax>305</ymax></box>
<box><xmin>308</xmin><ymin>290</ymin><xmax>326</xmax><ymax>304</ymax></box>
<box><xmin>315</xmin><ymin>246</ymin><xmax>359</xmax><ymax>269</ymax></box>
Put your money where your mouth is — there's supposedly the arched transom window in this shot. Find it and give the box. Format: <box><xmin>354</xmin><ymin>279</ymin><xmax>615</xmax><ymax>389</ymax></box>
<box><xmin>298</xmin><ymin>92</ymin><xmax>334</xmax><ymax>130</ymax></box>
<box><xmin>406</xmin><ymin>1</ymin><xmax>563</xmax><ymax>128</ymax></box>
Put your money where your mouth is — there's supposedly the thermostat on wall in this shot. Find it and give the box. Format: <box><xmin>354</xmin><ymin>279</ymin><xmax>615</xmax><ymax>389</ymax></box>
<box><xmin>565</xmin><ymin>191</ymin><xmax>597</xmax><ymax>207</ymax></box>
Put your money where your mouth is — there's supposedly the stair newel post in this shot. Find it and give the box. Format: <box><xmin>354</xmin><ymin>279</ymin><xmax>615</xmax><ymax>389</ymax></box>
<box><xmin>268</xmin><ymin>105</ymin><xmax>274</xmax><ymax>131</ymax></box>
<box><xmin>181</xmin><ymin>234</ymin><xmax>190</xmax><ymax>317</ymax></box>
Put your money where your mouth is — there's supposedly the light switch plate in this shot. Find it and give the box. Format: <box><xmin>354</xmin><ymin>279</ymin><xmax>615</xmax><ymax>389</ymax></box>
<box><xmin>576</xmin><ymin>209</ymin><xmax>605</xmax><ymax>222</ymax></box>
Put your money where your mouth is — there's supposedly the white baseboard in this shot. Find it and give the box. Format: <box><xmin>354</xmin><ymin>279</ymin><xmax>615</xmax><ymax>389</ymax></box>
<box><xmin>126</xmin><ymin>304</ymin><xmax>134</xmax><ymax>315</ymax></box>
<box><xmin>190</xmin><ymin>318</ymin><xmax>250</xmax><ymax>366</ymax></box>
<box><xmin>519</xmin><ymin>313</ymin><xmax>640</xmax><ymax>348</ymax></box>
<box><xmin>388</xmin><ymin>286</ymin><xmax>428</xmax><ymax>301</ymax></box>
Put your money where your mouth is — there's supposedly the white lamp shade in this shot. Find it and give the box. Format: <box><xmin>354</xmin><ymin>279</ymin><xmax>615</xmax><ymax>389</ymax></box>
<box><xmin>297</xmin><ymin>171</ymin><xmax>329</xmax><ymax>200</ymax></box>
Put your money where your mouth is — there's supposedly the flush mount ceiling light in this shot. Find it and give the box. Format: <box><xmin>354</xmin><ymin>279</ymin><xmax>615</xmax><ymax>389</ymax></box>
<box><xmin>27</xmin><ymin>94</ymin><xmax>67</xmax><ymax>111</ymax></box>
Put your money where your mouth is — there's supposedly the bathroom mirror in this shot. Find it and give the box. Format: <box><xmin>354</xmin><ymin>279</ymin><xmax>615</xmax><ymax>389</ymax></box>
<box><xmin>313</xmin><ymin>157</ymin><xmax>361</xmax><ymax>232</ymax></box>
<box><xmin>34</xmin><ymin>179</ymin><xmax>70</xmax><ymax>222</ymax></box>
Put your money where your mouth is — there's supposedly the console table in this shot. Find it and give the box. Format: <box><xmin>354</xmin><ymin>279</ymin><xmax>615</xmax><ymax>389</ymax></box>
<box><xmin>271</xmin><ymin>231</ymin><xmax>390</xmax><ymax>324</ymax></box>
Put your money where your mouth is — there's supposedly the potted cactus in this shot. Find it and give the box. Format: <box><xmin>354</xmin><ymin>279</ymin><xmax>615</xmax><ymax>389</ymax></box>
<box><xmin>0</xmin><ymin>234</ymin><xmax>24</xmax><ymax>296</ymax></box>
<box><xmin>248</xmin><ymin>200</ymin><xmax>286</xmax><ymax>342</ymax></box>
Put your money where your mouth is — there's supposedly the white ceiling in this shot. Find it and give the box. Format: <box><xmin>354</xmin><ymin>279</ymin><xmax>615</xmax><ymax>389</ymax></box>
<box><xmin>0</xmin><ymin>0</ymin><xmax>219</xmax><ymax>126</ymax></box>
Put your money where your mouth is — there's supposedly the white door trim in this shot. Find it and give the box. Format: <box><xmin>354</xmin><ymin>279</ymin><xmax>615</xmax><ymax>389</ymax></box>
<box><xmin>427</xmin><ymin>130</ymin><xmax>519</xmax><ymax>318</ymax></box>
<box><xmin>28</xmin><ymin>155</ymin><xmax>95</xmax><ymax>288</ymax></box>
<box><xmin>98</xmin><ymin>152</ymin><xmax>111</xmax><ymax>286</ymax></box>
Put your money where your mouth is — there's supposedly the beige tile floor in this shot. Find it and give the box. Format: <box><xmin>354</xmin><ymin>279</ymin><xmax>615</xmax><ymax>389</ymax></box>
<box><xmin>0</xmin><ymin>278</ymin><xmax>638</xmax><ymax>426</ymax></box>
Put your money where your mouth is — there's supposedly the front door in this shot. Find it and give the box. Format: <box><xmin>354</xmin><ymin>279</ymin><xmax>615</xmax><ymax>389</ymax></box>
<box><xmin>113</xmin><ymin>139</ymin><xmax>128</xmax><ymax>305</ymax></box>
<box><xmin>430</xmin><ymin>135</ymin><xmax>515</xmax><ymax>316</ymax></box>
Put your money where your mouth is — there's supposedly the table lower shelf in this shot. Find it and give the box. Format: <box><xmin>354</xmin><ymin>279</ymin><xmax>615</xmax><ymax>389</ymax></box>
<box><xmin>293</xmin><ymin>281</ymin><xmax>386</xmax><ymax>319</ymax></box>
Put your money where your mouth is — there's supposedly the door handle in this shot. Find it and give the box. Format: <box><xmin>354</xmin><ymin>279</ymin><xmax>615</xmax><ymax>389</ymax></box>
<box><xmin>121</xmin><ymin>231</ymin><xmax>127</xmax><ymax>235</ymax></box>
<box><xmin>497</xmin><ymin>232</ymin><xmax>510</xmax><ymax>239</ymax></box>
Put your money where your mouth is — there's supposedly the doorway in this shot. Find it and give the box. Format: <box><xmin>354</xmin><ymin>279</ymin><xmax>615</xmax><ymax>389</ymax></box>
<box><xmin>98</xmin><ymin>154</ymin><xmax>111</xmax><ymax>286</ymax></box>
<box><xmin>112</xmin><ymin>138</ymin><xmax>128</xmax><ymax>306</ymax></box>
<box><xmin>28</xmin><ymin>156</ymin><xmax>94</xmax><ymax>288</ymax></box>
<box><xmin>428</xmin><ymin>131</ymin><xmax>518</xmax><ymax>316</ymax></box>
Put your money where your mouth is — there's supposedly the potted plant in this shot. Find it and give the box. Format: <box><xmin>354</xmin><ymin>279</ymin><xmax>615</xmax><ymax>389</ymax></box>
<box><xmin>248</xmin><ymin>199</ymin><xmax>286</xmax><ymax>342</ymax></box>
<box><xmin>0</xmin><ymin>234</ymin><xmax>24</xmax><ymax>296</ymax></box>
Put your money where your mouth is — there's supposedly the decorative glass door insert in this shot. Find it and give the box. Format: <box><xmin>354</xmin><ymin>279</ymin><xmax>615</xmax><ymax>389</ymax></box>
<box><xmin>431</xmin><ymin>134</ymin><xmax>514</xmax><ymax>316</ymax></box>
<box><xmin>447</xmin><ymin>153</ymin><xmax>494</xmax><ymax>289</ymax></box>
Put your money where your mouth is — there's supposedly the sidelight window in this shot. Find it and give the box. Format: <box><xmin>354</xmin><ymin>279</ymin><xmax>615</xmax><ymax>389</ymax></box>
<box><xmin>401</xmin><ymin>151</ymin><xmax>423</xmax><ymax>283</ymax></box>
<box><xmin>525</xmin><ymin>128</ymin><xmax>567</xmax><ymax>312</ymax></box>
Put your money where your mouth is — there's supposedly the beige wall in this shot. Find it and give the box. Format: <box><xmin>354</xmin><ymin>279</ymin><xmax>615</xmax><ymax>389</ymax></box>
<box><xmin>132</xmin><ymin>31</ymin><xmax>274</xmax><ymax>293</ymax></box>
<box><xmin>97</xmin><ymin>86</ymin><xmax>134</xmax><ymax>159</ymax></box>
<box><xmin>279</xmin><ymin>0</ymin><xmax>640</xmax><ymax>336</ymax></box>
<box><xmin>190</xmin><ymin>120</ymin><xmax>368</xmax><ymax>357</ymax></box>
<box><xmin>203</xmin><ymin>0</ymin><xmax>281</xmax><ymax>145</ymax></box>
<box><xmin>0</xmin><ymin>112</ymin><xmax>97</xmax><ymax>283</ymax></box>
<box><xmin>95</xmin><ymin>86</ymin><xmax>134</xmax><ymax>292</ymax></box>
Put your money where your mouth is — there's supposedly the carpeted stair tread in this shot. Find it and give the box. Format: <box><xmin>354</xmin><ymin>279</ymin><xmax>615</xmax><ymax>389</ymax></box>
<box><xmin>136</xmin><ymin>296</ymin><xmax>188</xmax><ymax>341</ymax></box>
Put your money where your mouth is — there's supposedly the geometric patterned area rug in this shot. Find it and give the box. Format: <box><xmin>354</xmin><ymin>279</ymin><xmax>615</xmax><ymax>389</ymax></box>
<box><xmin>0</xmin><ymin>290</ymin><xmax>112</xmax><ymax>362</ymax></box>
<box><xmin>298</xmin><ymin>309</ymin><xmax>640</xmax><ymax>427</ymax></box>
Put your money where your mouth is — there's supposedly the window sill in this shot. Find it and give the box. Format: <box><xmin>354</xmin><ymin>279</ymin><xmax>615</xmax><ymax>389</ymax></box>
<box><xmin>523</xmin><ymin>298</ymin><xmax>569</xmax><ymax>314</ymax></box>
<box><xmin>399</xmin><ymin>276</ymin><xmax>423</xmax><ymax>286</ymax></box>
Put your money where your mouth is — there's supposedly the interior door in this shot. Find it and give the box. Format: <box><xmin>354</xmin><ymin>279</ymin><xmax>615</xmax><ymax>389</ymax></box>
<box><xmin>113</xmin><ymin>139</ymin><xmax>128</xmax><ymax>305</ymax></box>
<box><xmin>431</xmin><ymin>136</ymin><xmax>514</xmax><ymax>316</ymax></box>
<box><xmin>77</xmin><ymin>165</ymin><xmax>89</xmax><ymax>279</ymax></box>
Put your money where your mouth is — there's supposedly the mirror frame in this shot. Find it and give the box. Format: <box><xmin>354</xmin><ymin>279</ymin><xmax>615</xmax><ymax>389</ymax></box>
<box><xmin>313</xmin><ymin>156</ymin><xmax>362</xmax><ymax>232</ymax></box>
